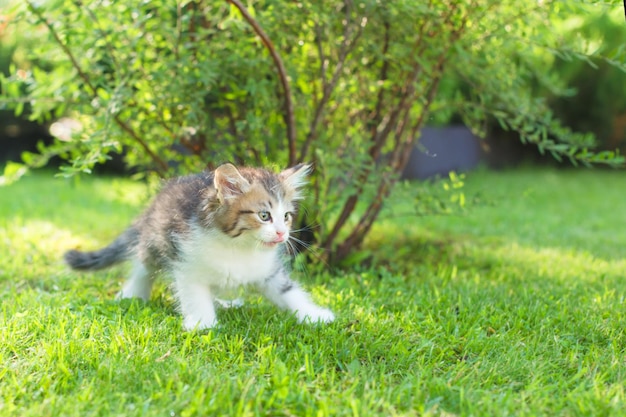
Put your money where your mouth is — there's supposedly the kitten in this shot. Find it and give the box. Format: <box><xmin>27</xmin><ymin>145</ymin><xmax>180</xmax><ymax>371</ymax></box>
<box><xmin>64</xmin><ymin>163</ymin><xmax>335</xmax><ymax>330</ymax></box>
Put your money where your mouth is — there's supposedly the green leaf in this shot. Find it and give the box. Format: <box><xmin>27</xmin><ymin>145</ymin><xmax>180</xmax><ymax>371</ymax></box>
<box><xmin>0</xmin><ymin>162</ymin><xmax>29</xmax><ymax>186</ymax></box>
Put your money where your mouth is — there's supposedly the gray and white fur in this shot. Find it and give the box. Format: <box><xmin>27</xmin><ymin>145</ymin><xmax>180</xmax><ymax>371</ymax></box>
<box><xmin>64</xmin><ymin>163</ymin><xmax>334</xmax><ymax>330</ymax></box>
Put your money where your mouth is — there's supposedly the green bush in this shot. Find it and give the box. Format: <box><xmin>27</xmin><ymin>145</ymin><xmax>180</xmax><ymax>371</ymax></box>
<box><xmin>2</xmin><ymin>0</ymin><xmax>625</xmax><ymax>263</ymax></box>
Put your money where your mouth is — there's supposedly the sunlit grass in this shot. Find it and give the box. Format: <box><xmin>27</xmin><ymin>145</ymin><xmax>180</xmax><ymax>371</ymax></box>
<box><xmin>1</xmin><ymin>167</ymin><xmax>626</xmax><ymax>416</ymax></box>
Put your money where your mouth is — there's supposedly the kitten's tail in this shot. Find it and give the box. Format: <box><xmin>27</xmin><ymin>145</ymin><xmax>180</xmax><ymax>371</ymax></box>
<box><xmin>64</xmin><ymin>227</ymin><xmax>138</xmax><ymax>271</ymax></box>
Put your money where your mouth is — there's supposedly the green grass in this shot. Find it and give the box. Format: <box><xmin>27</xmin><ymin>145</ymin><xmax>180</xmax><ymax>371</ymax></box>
<box><xmin>1</xmin><ymin>168</ymin><xmax>626</xmax><ymax>416</ymax></box>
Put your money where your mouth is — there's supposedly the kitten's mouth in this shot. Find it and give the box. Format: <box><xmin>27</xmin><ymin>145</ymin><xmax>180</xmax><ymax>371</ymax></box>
<box><xmin>262</xmin><ymin>239</ymin><xmax>285</xmax><ymax>248</ymax></box>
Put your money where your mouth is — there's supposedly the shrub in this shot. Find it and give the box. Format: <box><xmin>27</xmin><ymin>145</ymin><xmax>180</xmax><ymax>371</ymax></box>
<box><xmin>2</xmin><ymin>0</ymin><xmax>625</xmax><ymax>263</ymax></box>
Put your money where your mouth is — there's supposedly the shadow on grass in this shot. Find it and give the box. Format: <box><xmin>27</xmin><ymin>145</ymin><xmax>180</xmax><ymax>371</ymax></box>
<box><xmin>366</xmin><ymin>220</ymin><xmax>625</xmax><ymax>286</ymax></box>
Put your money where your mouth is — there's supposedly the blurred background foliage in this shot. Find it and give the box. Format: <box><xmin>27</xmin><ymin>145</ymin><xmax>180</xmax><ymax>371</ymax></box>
<box><xmin>0</xmin><ymin>0</ymin><xmax>624</xmax><ymax>264</ymax></box>
<box><xmin>549</xmin><ymin>12</ymin><xmax>626</xmax><ymax>154</ymax></box>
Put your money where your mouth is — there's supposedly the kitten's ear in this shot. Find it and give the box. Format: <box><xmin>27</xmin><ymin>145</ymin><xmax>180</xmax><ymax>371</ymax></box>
<box><xmin>280</xmin><ymin>163</ymin><xmax>312</xmax><ymax>200</ymax></box>
<box><xmin>214</xmin><ymin>163</ymin><xmax>251</xmax><ymax>203</ymax></box>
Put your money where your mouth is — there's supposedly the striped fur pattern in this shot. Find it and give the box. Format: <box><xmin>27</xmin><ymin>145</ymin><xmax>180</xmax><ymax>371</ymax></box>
<box><xmin>64</xmin><ymin>163</ymin><xmax>334</xmax><ymax>330</ymax></box>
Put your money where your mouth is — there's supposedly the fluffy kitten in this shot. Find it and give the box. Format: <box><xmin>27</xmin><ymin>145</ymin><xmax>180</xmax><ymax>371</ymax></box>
<box><xmin>64</xmin><ymin>163</ymin><xmax>334</xmax><ymax>330</ymax></box>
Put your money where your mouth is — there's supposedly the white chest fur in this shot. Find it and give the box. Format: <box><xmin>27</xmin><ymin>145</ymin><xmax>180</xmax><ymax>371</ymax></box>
<box><xmin>175</xmin><ymin>229</ymin><xmax>281</xmax><ymax>289</ymax></box>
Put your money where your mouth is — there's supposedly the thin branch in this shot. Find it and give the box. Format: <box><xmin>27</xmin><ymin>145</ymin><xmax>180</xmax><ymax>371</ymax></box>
<box><xmin>75</xmin><ymin>0</ymin><xmax>121</xmax><ymax>75</ymax></box>
<box><xmin>334</xmin><ymin>72</ymin><xmax>446</xmax><ymax>259</ymax></box>
<box><xmin>314</xmin><ymin>23</ymin><xmax>328</xmax><ymax>88</ymax></box>
<box><xmin>367</xmin><ymin>18</ymin><xmax>391</xmax><ymax>152</ymax></box>
<box><xmin>25</xmin><ymin>0</ymin><xmax>169</xmax><ymax>175</ymax></box>
<box><xmin>226</xmin><ymin>0</ymin><xmax>297</xmax><ymax>166</ymax></box>
<box><xmin>321</xmin><ymin>16</ymin><xmax>433</xmax><ymax>255</ymax></box>
<box><xmin>322</xmin><ymin>194</ymin><xmax>359</xmax><ymax>256</ymax></box>
<box><xmin>174</xmin><ymin>1</ymin><xmax>183</xmax><ymax>60</ymax></box>
<box><xmin>0</xmin><ymin>97</ymin><xmax>65</xmax><ymax>104</ymax></box>
<box><xmin>367</xmin><ymin>0</ymin><xmax>435</xmax><ymax>160</ymax></box>
<box><xmin>300</xmin><ymin>0</ymin><xmax>364</xmax><ymax>162</ymax></box>
<box><xmin>112</xmin><ymin>115</ymin><xmax>169</xmax><ymax>173</ymax></box>
<box><xmin>26</xmin><ymin>1</ymin><xmax>97</xmax><ymax>94</ymax></box>
<box><xmin>331</xmin><ymin>5</ymin><xmax>466</xmax><ymax>261</ymax></box>
<box><xmin>397</xmin><ymin>54</ymin><xmax>451</xmax><ymax>171</ymax></box>
<box><xmin>225</xmin><ymin>105</ymin><xmax>247</xmax><ymax>165</ymax></box>
<box><xmin>79</xmin><ymin>0</ymin><xmax>178</xmax><ymax>159</ymax></box>
<box><xmin>368</xmin><ymin>18</ymin><xmax>432</xmax><ymax>160</ymax></box>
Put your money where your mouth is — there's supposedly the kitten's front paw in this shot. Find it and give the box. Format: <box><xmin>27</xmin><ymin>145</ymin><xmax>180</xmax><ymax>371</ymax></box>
<box><xmin>183</xmin><ymin>316</ymin><xmax>218</xmax><ymax>331</ymax></box>
<box><xmin>297</xmin><ymin>306</ymin><xmax>335</xmax><ymax>324</ymax></box>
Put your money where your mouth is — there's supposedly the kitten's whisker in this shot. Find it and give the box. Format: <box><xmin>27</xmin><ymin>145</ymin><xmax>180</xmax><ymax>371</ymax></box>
<box><xmin>287</xmin><ymin>236</ymin><xmax>312</xmax><ymax>251</ymax></box>
<box><xmin>285</xmin><ymin>239</ymin><xmax>300</xmax><ymax>257</ymax></box>
<box><xmin>290</xmin><ymin>227</ymin><xmax>314</xmax><ymax>234</ymax></box>
<box><xmin>286</xmin><ymin>235</ymin><xmax>327</xmax><ymax>266</ymax></box>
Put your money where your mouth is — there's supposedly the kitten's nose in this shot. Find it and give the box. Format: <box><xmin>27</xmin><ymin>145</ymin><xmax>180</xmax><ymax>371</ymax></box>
<box><xmin>275</xmin><ymin>230</ymin><xmax>286</xmax><ymax>241</ymax></box>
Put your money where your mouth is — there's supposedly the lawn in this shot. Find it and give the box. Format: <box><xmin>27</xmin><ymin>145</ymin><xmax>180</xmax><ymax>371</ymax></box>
<box><xmin>1</xmin><ymin>168</ymin><xmax>625</xmax><ymax>416</ymax></box>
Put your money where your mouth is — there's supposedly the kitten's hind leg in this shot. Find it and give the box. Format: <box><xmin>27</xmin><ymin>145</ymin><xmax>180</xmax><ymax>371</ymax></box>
<box><xmin>259</xmin><ymin>270</ymin><xmax>334</xmax><ymax>324</ymax></box>
<box><xmin>117</xmin><ymin>260</ymin><xmax>154</xmax><ymax>301</ymax></box>
<box><xmin>173</xmin><ymin>276</ymin><xmax>218</xmax><ymax>331</ymax></box>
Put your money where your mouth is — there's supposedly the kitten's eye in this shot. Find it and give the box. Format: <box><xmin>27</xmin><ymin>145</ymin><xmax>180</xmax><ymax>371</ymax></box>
<box><xmin>258</xmin><ymin>211</ymin><xmax>272</xmax><ymax>222</ymax></box>
<box><xmin>284</xmin><ymin>212</ymin><xmax>292</xmax><ymax>222</ymax></box>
